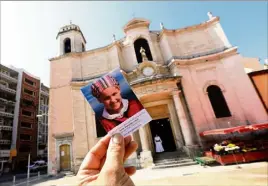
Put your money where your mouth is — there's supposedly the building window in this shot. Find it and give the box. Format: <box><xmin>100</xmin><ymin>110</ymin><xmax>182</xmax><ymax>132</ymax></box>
<box><xmin>22</xmin><ymin>110</ymin><xmax>32</xmax><ymax>117</ymax></box>
<box><xmin>24</xmin><ymin>78</ymin><xmax>35</xmax><ymax>86</ymax></box>
<box><xmin>20</xmin><ymin>134</ymin><xmax>32</xmax><ymax>141</ymax></box>
<box><xmin>134</xmin><ymin>38</ymin><xmax>153</xmax><ymax>63</ymax></box>
<box><xmin>22</xmin><ymin>99</ymin><xmax>33</xmax><ymax>106</ymax></box>
<box><xmin>96</xmin><ymin>116</ymin><xmax>107</xmax><ymax>138</ymax></box>
<box><xmin>19</xmin><ymin>144</ymin><xmax>31</xmax><ymax>152</ymax></box>
<box><xmin>24</xmin><ymin>88</ymin><xmax>35</xmax><ymax>96</ymax></box>
<box><xmin>64</xmin><ymin>38</ymin><xmax>71</xmax><ymax>54</ymax></box>
<box><xmin>21</xmin><ymin>122</ymin><xmax>32</xmax><ymax>129</ymax></box>
<box><xmin>207</xmin><ymin>85</ymin><xmax>231</xmax><ymax>118</ymax></box>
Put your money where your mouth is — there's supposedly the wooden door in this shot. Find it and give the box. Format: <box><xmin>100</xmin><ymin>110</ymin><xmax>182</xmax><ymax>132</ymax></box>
<box><xmin>60</xmin><ymin>144</ymin><xmax>70</xmax><ymax>171</ymax></box>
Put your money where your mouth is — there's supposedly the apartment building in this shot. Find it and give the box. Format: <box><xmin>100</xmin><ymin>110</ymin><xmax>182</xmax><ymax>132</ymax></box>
<box><xmin>37</xmin><ymin>83</ymin><xmax>49</xmax><ymax>160</ymax></box>
<box><xmin>0</xmin><ymin>64</ymin><xmax>19</xmax><ymax>173</ymax></box>
<box><xmin>15</xmin><ymin>71</ymin><xmax>40</xmax><ymax>169</ymax></box>
<box><xmin>1</xmin><ymin>64</ymin><xmax>50</xmax><ymax>172</ymax></box>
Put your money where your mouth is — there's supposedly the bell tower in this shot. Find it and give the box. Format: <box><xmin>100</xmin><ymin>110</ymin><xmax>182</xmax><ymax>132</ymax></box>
<box><xmin>56</xmin><ymin>22</ymin><xmax>86</xmax><ymax>56</ymax></box>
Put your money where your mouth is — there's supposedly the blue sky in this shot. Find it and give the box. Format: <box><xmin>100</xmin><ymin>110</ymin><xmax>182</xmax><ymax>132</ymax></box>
<box><xmin>1</xmin><ymin>1</ymin><xmax>267</xmax><ymax>86</ymax></box>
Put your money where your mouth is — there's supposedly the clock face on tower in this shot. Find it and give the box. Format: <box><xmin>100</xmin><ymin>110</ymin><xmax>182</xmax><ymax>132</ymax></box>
<box><xmin>142</xmin><ymin>66</ymin><xmax>155</xmax><ymax>76</ymax></box>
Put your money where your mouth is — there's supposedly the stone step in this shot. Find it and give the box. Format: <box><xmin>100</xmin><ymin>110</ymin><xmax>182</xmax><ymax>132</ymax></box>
<box><xmin>153</xmin><ymin>151</ymin><xmax>189</xmax><ymax>161</ymax></box>
<box><xmin>154</xmin><ymin>159</ymin><xmax>193</xmax><ymax>166</ymax></box>
<box><xmin>154</xmin><ymin>156</ymin><xmax>190</xmax><ymax>162</ymax></box>
<box><xmin>152</xmin><ymin>161</ymin><xmax>197</xmax><ymax>170</ymax></box>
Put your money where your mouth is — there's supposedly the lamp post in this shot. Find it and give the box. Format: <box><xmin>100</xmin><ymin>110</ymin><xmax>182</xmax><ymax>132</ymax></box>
<box><xmin>27</xmin><ymin>153</ymin><xmax>30</xmax><ymax>182</ymax></box>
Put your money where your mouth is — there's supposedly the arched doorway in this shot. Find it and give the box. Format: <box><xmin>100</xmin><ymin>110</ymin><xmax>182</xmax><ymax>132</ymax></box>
<box><xmin>59</xmin><ymin>144</ymin><xmax>71</xmax><ymax>171</ymax></box>
<box><xmin>149</xmin><ymin>118</ymin><xmax>176</xmax><ymax>153</ymax></box>
<box><xmin>134</xmin><ymin>38</ymin><xmax>153</xmax><ymax>63</ymax></box>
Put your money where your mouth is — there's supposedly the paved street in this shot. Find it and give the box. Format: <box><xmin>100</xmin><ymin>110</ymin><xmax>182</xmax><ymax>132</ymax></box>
<box><xmin>9</xmin><ymin>161</ymin><xmax>267</xmax><ymax>186</ymax></box>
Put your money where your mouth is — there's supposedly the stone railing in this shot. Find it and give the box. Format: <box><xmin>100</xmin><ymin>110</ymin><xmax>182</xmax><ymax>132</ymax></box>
<box><xmin>0</xmin><ymin>72</ymin><xmax>18</xmax><ymax>83</ymax></box>
<box><xmin>0</xmin><ymin>125</ymin><xmax>13</xmax><ymax>131</ymax></box>
<box><xmin>166</xmin><ymin>46</ymin><xmax>229</xmax><ymax>64</ymax></box>
<box><xmin>0</xmin><ymin>111</ymin><xmax>14</xmax><ymax>118</ymax></box>
<box><xmin>0</xmin><ymin>84</ymin><xmax>16</xmax><ymax>94</ymax></box>
<box><xmin>0</xmin><ymin>97</ymin><xmax>16</xmax><ymax>106</ymax></box>
<box><xmin>0</xmin><ymin>140</ymin><xmax>11</xmax><ymax>145</ymax></box>
<box><xmin>41</xmin><ymin>90</ymin><xmax>49</xmax><ymax>97</ymax></box>
<box><xmin>0</xmin><ymin>150</ymin><xmax>10</xmax><ymax>158</ymax></box>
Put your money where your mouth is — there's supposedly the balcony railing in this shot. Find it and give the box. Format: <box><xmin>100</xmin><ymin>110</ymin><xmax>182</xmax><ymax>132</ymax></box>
<box><xmin>0</xmin><ymin>111</ymin><xmax>14</xmax><ymax>118</ymax></box>
<box><xmin>0</xmin><ymin>97</ymin><xmax>16</xmax><ymax>106</ymax></box>
<box><xmin>0</xmin><ymin>84</ymin><xmax>16</xmax><ymax>95</ymax></box>
<box><xmin>0</xmin><ymin>140</ymin><xmax>11</xmax><ymax>144</ymax></box>
<box><xmin>41</xmin><ymin>90</ymin><xmax>49</xmax><ymax>97</ymax></box>
<box><xmin>0</xmin><ymin>150</ymin><xmax>10</xmax><ymax>158</ymax></box>
<box><xmin>0</xmin><ymin>125</ymin><xmax>13</xmax><ymax>131</ymax></box>
<box><xmin>0</xmin><ymin>72</ymin><xmax>18</xmax><ymax>83</ymax></box>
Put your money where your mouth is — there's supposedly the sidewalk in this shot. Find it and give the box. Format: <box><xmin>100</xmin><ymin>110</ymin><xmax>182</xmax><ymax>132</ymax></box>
<box><xmin>8</xmin><ymin>161</ymin><xmax>268</xmax><ymax>186</ymax></box>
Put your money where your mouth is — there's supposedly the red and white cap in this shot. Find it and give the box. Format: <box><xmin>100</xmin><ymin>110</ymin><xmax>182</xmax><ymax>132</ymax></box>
<box><xmin>91</xmin><ymin>75</ymin><xmax>119</xmax><ymax>98</ymax></box>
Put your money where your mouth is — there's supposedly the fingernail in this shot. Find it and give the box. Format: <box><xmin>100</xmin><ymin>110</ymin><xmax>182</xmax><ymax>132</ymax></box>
<box><xmin>112</xmin><ymin>133</ymin><xmax>123</xmax><ymax>144</ymax></box>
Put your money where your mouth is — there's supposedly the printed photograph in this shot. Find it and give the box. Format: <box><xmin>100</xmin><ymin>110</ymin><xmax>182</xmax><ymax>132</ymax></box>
<box><xmin>81</xmin><ymin>68</ymin><xmax>152</xmax><ymax>137</ymax></box>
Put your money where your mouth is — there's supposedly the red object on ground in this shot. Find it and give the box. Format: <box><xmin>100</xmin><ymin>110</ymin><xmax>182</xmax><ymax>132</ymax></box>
<box><xmin>200</xmin><ymin>126</ymin><xmax>247</xmax><ymax>136</ymax></box>
<box><xmin>213</xmin><ymin>153</ymin><xmax>245</xmax><ymax>165</ymax></box>
<box><xmin>199</xmin><ymin>122</ymin><xmax>268</xmax><ymax>136</ymax></box>
<box><xmin>204</xmin><ymin>151</ymin><xmax>214</xmax><ymax>158</ymax></box>
<box><xmin>212</xmin><ymin>149</ymin><xmax>268</xmax><ymax>165</ymax></box>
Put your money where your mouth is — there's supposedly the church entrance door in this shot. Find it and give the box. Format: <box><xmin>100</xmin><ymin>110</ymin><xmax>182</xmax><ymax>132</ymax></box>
<box><xmin>149</xmin><ymin>118</ymin><xmax>176</xmax><ymax>153</ymax></box>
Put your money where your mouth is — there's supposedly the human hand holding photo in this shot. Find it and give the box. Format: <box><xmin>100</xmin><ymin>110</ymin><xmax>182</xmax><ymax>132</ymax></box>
<box><xmin>77</xmin><ymin>133</ymin><xmax>138</xmax><ymax>186</ymax></box>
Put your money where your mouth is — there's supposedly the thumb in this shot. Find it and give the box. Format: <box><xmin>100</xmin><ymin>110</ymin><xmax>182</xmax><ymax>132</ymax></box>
<box><xmin>104</xmin><ymin>133</ymin><xmax>125</xmax><ymax>169</ymax></box>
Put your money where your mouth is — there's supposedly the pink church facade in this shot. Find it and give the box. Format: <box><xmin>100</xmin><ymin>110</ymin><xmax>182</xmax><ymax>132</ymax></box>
<box><xmin>48</xmin><ymin>12</ymin><xmax>268</xmax><ymax>174</ymax></box>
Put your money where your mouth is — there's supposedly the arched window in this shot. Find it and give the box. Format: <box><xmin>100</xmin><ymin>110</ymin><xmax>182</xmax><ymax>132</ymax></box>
<box><xmin>82</xmin><ymin>43</ymin><xmax>85</xmax><ymax>52</ymax></box>
<box><xmin>207</xmin><ymin>85</ymin><xmax>231</xmax><ymax>118</ymax></box>
<box><xmin>64</xmin><ymin>38</ymin><xmax>71</xmax><ymax>54</ymax></box>
<box><xmin>134</xmin><ymin>38</ymin><xmax>153</xmax><ymax>63</ymax></box>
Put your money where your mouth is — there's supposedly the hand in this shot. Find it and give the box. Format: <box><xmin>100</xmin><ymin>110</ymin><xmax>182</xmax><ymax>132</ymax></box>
<box><xmin>77</xmin><ymin>133</ymin><xmax>138</xmax><ymax>186</ymax></box>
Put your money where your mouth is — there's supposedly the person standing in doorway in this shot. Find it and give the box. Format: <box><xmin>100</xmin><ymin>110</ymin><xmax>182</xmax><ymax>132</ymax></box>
<box><xmin>154</xmin><ymin>134</ymin><xmax>164</xmax><ymax>153</ymax></box>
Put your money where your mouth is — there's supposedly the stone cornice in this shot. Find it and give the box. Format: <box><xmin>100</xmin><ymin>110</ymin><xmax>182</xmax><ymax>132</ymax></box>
<box><xmin>52</xmin><ymin>132</ymin><xmax>74</xmax><ymax>139</ymax></box>
<box><xmin>70</xmin><ymin>81</ymin><xmax>90</xmax><ymax>90</ymax></box>
<box><xmin>168</xmin><ymin>46</ymin><xmax>238</xmax><ymax>67</ymax></box>
<box><xmin>123</xmin><ymin>18</ymin><xmax>151</xmax><ymax>34</ymax></box>
<box><xmin>49</xmin><ymin>41</ymin><xmax>120</xmax><ymax>62</ymax></box>
<box><xmin>50</xmin><ymin>17</ymin><xmax>221</xmax><ymax>62</ymax></box>
<box><xmin>159</xmin><ymin>17</ymin><xmax>220</xmax><ymax>41</ymax></box>
<box><xmin>131</xmin><ymin>75</ymin><xmax>181</xmax><ymax>87</ymax></box>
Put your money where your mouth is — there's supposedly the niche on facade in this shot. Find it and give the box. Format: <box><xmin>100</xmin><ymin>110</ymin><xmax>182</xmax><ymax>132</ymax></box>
<box><xmin>134</xmin><ymin>38</ymin><xmax>153</xmax><ymax>63</ymax></box>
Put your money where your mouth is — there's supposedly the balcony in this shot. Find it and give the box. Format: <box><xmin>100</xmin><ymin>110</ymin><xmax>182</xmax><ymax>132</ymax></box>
<box><xmin>0</xmin><ymin>84</ymin><xmax>16</xmax><ymax>95</ymax></box>
<box><xmin>0</xmin><ymin>150</ymin><xmax>10</xmax><ymax>158</ymax></box>
<box><xmin>0</xmin><ymin>97</ymin><xmax>16</xmax><ymax>106</ymax></box>
<box><xmin>41</xmin><ymin>90</ymin><xmax>49</xmax><ymax>97</ymax></box>
<box><xmin>0</xmin><ymin>140</ymin><xmax>11</xmax><ymax>145</ymax></box>
<box><xmin>0</xmin><ymin>72</ymin><xmax>18</xmax><ymax>83</ymax></box>
<box><xmin>0</xmin><ymin>125</ymin><xmax>13</xmax><ymax>131</ymax></box>
<box><xmin>0</xmin><ymin>111</ymin><xmax>14</xmax><ymax>118</ymax></box>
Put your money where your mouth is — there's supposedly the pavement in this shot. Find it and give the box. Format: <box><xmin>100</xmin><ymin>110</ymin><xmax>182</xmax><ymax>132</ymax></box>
<box><xmin>3</xmin><ymin>161</ymin><xmax>268</xmax><ymax>186</ymax></box>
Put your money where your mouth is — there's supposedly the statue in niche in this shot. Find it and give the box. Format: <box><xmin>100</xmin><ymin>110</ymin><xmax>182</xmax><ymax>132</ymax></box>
<box><xmin>140</xmin><ymin>47</ymin><xmax>148</xmax><ymax>62</ymax></box>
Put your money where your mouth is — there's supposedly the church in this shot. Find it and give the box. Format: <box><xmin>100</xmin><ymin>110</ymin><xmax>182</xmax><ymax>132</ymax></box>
<box><xmin>48</xmin><ymin>12</ymin><xmax>268</xmax><ymax>174</ymax></box>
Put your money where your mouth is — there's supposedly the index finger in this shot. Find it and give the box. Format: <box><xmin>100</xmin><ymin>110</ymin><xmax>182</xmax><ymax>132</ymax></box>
<box><xmin>79</xmin><ymin>134</ymin><xmax>132</xmax><ymax>170</ymax></box>
<box><xmin>79</xmin><ymin>134</ymin><xmax>111</xmax><ymax>170</ymax></box>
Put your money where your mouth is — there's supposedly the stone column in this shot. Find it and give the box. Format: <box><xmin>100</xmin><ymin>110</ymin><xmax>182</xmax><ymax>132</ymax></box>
<box><xmin>138</xmin><ymin>125</ymin><xmax>153</xmax><ymax>168</ymax></box>
<box><xmin>172</xmin><ymin>91</ymin><xmax>195</xmax><ymax>146</ymax></box>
